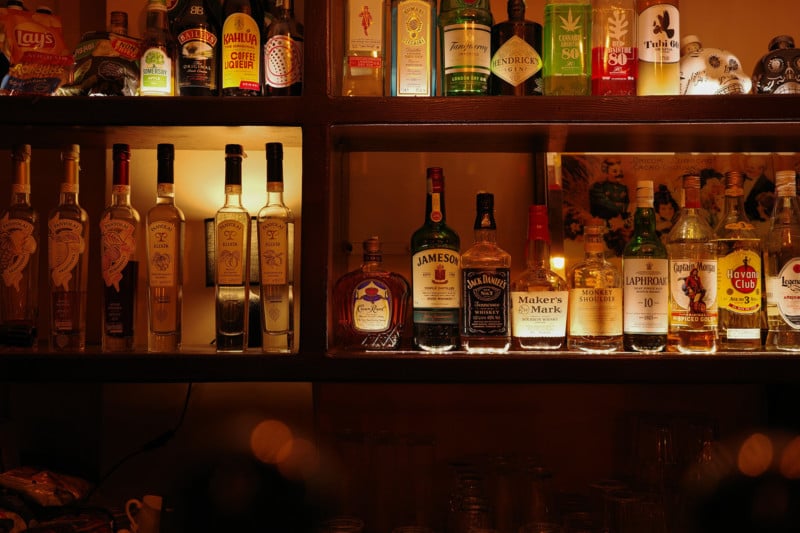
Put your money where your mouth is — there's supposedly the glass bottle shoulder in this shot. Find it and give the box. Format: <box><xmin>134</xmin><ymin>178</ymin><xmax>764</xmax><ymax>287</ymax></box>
<box><xmin>667</xmin><ymin>210</ymin><xmax>715</xmax><ymax>243</ymax></box>
<box><xmin>2</xmin><ymin>203</ymin><xmax>38</xmax><ymax>226</ymax></box>
<box><xmin>257</xmin><ymin>202</ymin><xmax>294</xmax><ymax>222</ymax></box>
<box><xmin>568</xmin><ymin>256</ymin><xmax>622</xmax><ymax>289</ymax></box>
<box><xmin>512</xmin><ymin>267</ymin><xmax>568</xmax><ymax>292</ymax></box>
<box><xmin>147</xmin><ymin>201</ymin><xmax>186</xmax><ymax>224</ymax></box>
<box><xmin>411</xmin><ymin>222</ymin><xmax>460</xmax><ymax>252</ymax></box>
<box><xmin>461</xmin><ymin>240</ymin><xmax>512</xmax><ymax>268</ymax></box>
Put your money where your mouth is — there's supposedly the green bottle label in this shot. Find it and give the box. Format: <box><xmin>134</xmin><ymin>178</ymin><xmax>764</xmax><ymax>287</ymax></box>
<box><xmin>544</xmin><ymin>3</ymin><xmax>590</xmax><ymax>77</ymax></box>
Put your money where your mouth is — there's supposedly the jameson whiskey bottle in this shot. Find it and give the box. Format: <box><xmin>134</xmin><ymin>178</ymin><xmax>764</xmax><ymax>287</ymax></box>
<box><xmin>221</xmin><ymin>0</ymin><xmax>263</xmax><ymax>95</ymax></box>
<box><xmin>411</xmin><ymin>167</ymin><xmax>460</xmax><ymax>352</ymax></box>
<box><xmin>100</xmin><ymin>144</ymin><xmax>140</xmax><ymax>352</ymax></box>
<box><xmin>714</xmin><ymin>171</ymin><xmax>762</xmax><ymax>351</ymax></box>
<box><xmin>438</xmin><ymin>0</ymin><xmax>493</xmax><ymax>96</ymax></box>
<box><xmin>490</xmin><ymin>0</ymin><xmax>543</xmax><ymax>96</ymax></box>
<box><xmin>542</xmin><ymin>0</ymin><xmax>591</xmax><ymax>95</ymax></box>
<box><xmin>391</xmin><ymin>0</ymin><xmax>437</xmax><ymax>96</ymax></box>
<box><xmin>146</xmin><ymin>144</ymin><xmax>185</xmax><ymax>352</ymax></box>
<box><xmin>263</xmin><ymin>0</ymin><xmax>303</xmax><ymax>96</ymax></box>
<box><xmin>636</xmin><ymin>0</ymin><xmax>679</xmax><ymax>95</ymax></box>
<box><xmin>139</xmin><ymin>0</ymin><xmax>178</xmax><ymax>96</ymax></box>
<box><xmin>0</xmin><ymin>145</ymin><xmax>39</xmax><ymax>348</ymax></box>
<box><xmin>591</xmin><ymin>0</ymin><xmax>637</xmax><ymax>95</ymax></box>
<box><xmin>48</xmin><ymin>145</ymin><xmax>89</xmax><ymax>352</ymax></box>
<box><xmin>174</xmin><ymin>0</ymin><xmax>221</xmax><ymax>96</ymax></box>
<box><xmin>257</xmin><ymin>142</ymin><xmax>295</xmax><ymax>353</ymax></box>
<box><xmin>622</xmin><ymin>181</ymin><xmax>668</xmax><ymax>352</ymax></box>
<box><xmin>666</xmin><ymin>174</ymin><xmax>717</xmax><ymax>353</ymax></box>
<box><xmin>343</xmin><ymin>0</ymin><xmax>385</xmax><ymax>96</ymax></box>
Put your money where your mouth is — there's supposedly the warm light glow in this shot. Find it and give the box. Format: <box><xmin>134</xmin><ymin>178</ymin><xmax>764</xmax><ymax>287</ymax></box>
<box><xmin>277</xmin><ymin>437</ymin><xmax>320</xmax><ymax>481</ymax></box>
<box><xmin>250</xmin><ymin>419</ymin><xmax>293</xmax><ymax>464</ymax></box>
<box><xmin>738</xmin><ymin>432</ymin><xmax>773</xmax><ymax>477</ymax></box>
<box><xmin>779</xmin><ymin>436</ymin><xmax>800</xmax><ymax>479</ymax></box>
<box><xmin>551</xmin><ymin>255</ymin><xmax>566</xmax><ymax>278</ymax></box>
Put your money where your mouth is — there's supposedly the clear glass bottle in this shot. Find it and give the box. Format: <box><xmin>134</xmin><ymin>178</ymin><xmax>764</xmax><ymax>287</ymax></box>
<box><xmin>100</xmin><ymin>144</ymin><xmax>140</xmax><ymax>352</ymax></box>
<box><xmin>567</xmin><ymin>219</ymin><xmax>623</xmax><ymax>352</ymax></box>
<box><xmin>342</xmin><ymin>0</ymin><xmax>385</xmax><ymax>96</ymax></box>
<box><xmin>48</xmin><ymin>145</ymin><xmax>89</xmax><ymax>352</ymax></box>
<box><xmin>636</xmin><ymin>0</ymin><xmax>680</xmax><ymax>95</ymax></box>
<box><xmin>174</xmin><ymin>0</ymin><xmax>221</xmax><ymax>96</ymax></box>
<box><xmin>256</xmin><ymin>142</ymin><xmax>294</xmax><ymax>353</ymax></box>
<box><xmin>221</xmin><ymin>0</ymin><xmax>263</xmax><ymax>96</ymax></box>
<box><xmin>145</xmin><ymin>144</ymin><xmax>185</xmax><ymax>353</ymax></box>
<box><xmin>490</xmin><ymin>0</ymin><xmax>543</xmax><ymax>96</ymax></box>
<box><xmin>215</xmin><ymin>144</ymin><xmax>251</xmax><ymax>352</ymax></box>
<box><xmin>666</xmin><ymin>174</ymin><xmax>717</xmax><ymax>353</ymax></box>
<box><xmin>411</xmin><ymin>167</ymin><xmax>460</xmax><ymax>352</ymax></box>
<box><xmin>543</xmin><ymin>0</ymin><xmax>591</xmax><ymax>95</ymax></box>
<box><xmin>592</xmin><ymin>0</ymin><xmax>637</xmax><ymax>95</ymax></box>
<box><xmin>0</xmin><ymin>145</ymin><xmax>39</xmax><ymax>348</ymax></box>
<box><xmin>461</xmin><ymin>192</ymin><xmax>511</xmax><ymax>353</ymax></box>
<box><xmin>510</xmin><ymin>204</ymin><xmax>568</xmax><ymax>350</ymax></box>
<box><xmin>752</xmin><ymin>35</ymin><xmax>800</xmax><ymax>94</ymax></box>
<box><xmin>391</xmin><ymin>0</ymin><xmax>437</xmax><ymax>96</ymax></box>
<box><xmin>139</xmin><ymin>0</ymin><xmax>178</xmax><ymax>96</ymax></box>
<box><xmin>438</xmin><ymin>0</ymin><xmax>493</xmax><ymax>96</ymax></box>
<box><xmin>622</xmin><ymin>181</ymin><xmax>668</xmax><ymax>352</ymax></box>
<box><xmin>263</xmin><ymin>0</ymin><xmax>303</xmax><ymax>96</ymax></box>
<box><xmin>714</xmin><ymin>171</ymin><xmax>762</xmax><ymax>351</ymax></box>
<box><xmin>764</xmin><ymin>170</ymin><xmax>800</xmax><ymax>351</ymax></box>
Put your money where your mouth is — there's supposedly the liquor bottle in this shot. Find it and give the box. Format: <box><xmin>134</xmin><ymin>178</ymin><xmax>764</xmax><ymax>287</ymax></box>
<box><xmin>622</xmin><ymin>181</ymin><xmax>668</xmax><ymax>352</ymax></box>
<box><xmin>145</xmin><ymin>144</ymin><xmax>185</xmax><ymax>353</ymax></box>
<box><xmin>256</xmin><ymin>142</ymin><xmax>294</xmax><ymax>353</ymax></box>
<box><xmin>666</xmin><ymin>174</ymin><xmax>717</xmax><ymax>353</ymax></box>
<box><xmin>489</xmin><ymin>0</ymin><xmax>543</xmax><ymax>96</ymax></box>
<box><xmin>764</xmin><ymin>170</ymin><xmax>800</xmax><ymax>351</ymax></box>
<box><xmin>714</xmin><ymin>171</ymin><xmax>762</xmax><ymax>351</ymax></box>
<box><xmin>461</xmin><ymin>192</ymin><xmax>511</xmax><ymax>353</ymax></box>
<box><xmin>636</xmin><ymin>0</ymin><xmax>679</xmax><ymax>95</ymax></box>
<box><xmin>333</xmin><ymin>236</ymin><xmax>411</xmax><ymax>350</ymax></box>
<box><xmin>263</xmin><ymin>0</ymin><xmax>303</xmax><ymax>96</ymax></box>
<box><xmin>139</xmin><ymin>0</ymin><xmax>178</xmax><ymax>96</ymax></box>
<box><xmin>438</xmin><ymin>0</ymin><xmax>493</xmax><ymax>96</ymax></box>
<box><xmin>174</xmin><ymin>0</ymin><xmax>221</xmax><ymax>96</ymax></box>
<box><xmin>215</xmin><ymin>144</ymin><xmax>251</xmax><ymax>352</ymax></box>
<box><xmin>752</xmin><ymin>35</ymin><xmax>800</xmax><ymax>94</ymax></box>
<box><xmin>591</xmin><ymin>0</ymin><xmax>637</xmax><ymax>95</ymax></box>
<box><xmin>542</xmin><ymin>0</ymin><xmax>591</xmax><ymax>95</ymax></box>
<box><xmin>411</xmin><ymin>167</ymin><xmax>460</xmax><ymax>352</ymax></box>
<box><xmin>100</xmin><ymin>144</ymin><xmax>140</xmax><ymax>352</ymax></box>
<box><xmin>567</xmin><ymin>219</ymin><xmax>623</xmax><ymax>352</ymax></box>
<box><xmin>391</xmin><ymin>0</ymin><xmax>437</xmax><ymax>96</ymax></box>
<box><xmin>342</xmin><ymin>0</ymin><xmax>385</xmax><ymax>96</ymax></box>
<box><xmin>221</xmin><ymin>0</ymin><xmax>263</xmax><ymax>96</ymax></box>
<box><xmin>48</xmin><ymin>145</ymin><xmax>89</xmax><ymax>352</ymax></box>
<box><xmin>510</xmin><ymin>205</ymin><xmax>568</xmax><ymax>350</ymax></box>
<box><xmin>679</xmin><ymin>35</ymin><xmax>751</xmax><ymax>95</ymax></box>
<box><xmin>0</xmin><ymin>145</ymin><xmax>39</xmax><ymax>348</ymax></box>
<box><xmin>109</xmin><ymin>10</ymin><xmax>128</xmax><ymax>35</ymax></box>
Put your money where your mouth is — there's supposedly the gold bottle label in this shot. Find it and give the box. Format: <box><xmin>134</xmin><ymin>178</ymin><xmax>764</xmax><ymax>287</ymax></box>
<box><xmin>216</xmin><ymin>219</ymin><xmax>247</xmax><ymax>285</ymax></box>
<box><xmin>0</xmin><ymin>215</ymin><xmax>36</xmax><ymax>291</ymax></box>
<box><xmin>258</xmin><ymin>219</ymin><xmax>288</xmax><ymax>285</ymax></box>
<box><xmin>147</xmin><ymin>221</ymin><xmax>177</xmax><ymax>288</ymax></box>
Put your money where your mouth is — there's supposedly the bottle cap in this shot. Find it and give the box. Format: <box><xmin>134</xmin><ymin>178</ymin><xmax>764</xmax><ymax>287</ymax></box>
<box><xmin>109</xmin><ymin>11</ymin><xmax>128</xmax><ymax>32</ymax></box>
<box><xmin>723</xmin><ymin>171</ymin><xmax>744</xmax><ymax>196</ymax></box>
<box><xmin>11</xmin><ymin>144</ymin><xmax>31</xmax><ymax>161</ymax></box>
<box><xmin>113</xmin><ymin>143</ymin><xmax>131</xmax><ymax>160</ymax></box>
<box><xmin>636</xmin><ymin>180</ymin><xmax>654</xmax><ymax>202</ymax></box>
<box><xmin>682</xmin><ymin>174</ymin><xmax>701</xmax><ymax>189</ymax></box>
<box><xmin>769</xmin><ymin>35</ymin><xmax>795</xmax><ymax>51</ymax></box>
<box><xmin>157</xmin><ymin>143</ymin><xmax>174</xmax><ymax>160</ymax></box>
<box><xmin>775</xmin><ymin>170</ymin><xmax>796</xmax><ymax>196</ymax></box>
<box><xmin>680</xmin><ymin>35</ymin><xmax>702</xmax><ymax>55</ymax></box>
<box><xmin>61</xmin><ymin>144</ymin><xmax>80</xmax><ymax>161</ymax></box>
<box><xmin>266</xmin><ymin>142</ymin><xmax>283</xmax><ymax>160</ymax></box>
<box><xmin>225</xmin><ymin>144</ymin><xmax>245</xmax><ymax>157</ymax></box>
<box><xmin>363</xmin><ymin>236</ymin><xmax>381</xmax><ymax>254</ymax></box>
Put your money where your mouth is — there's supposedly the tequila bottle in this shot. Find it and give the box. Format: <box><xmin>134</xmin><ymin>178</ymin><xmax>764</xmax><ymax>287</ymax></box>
<box><xmin>343</xmin><ymin>0</ymin><xmax>385</xmax><ymax>96</ymax></box>
<box><xmin>215</xmin><ymin>144</ymin><xmax>251</xmax><ymax>352</ymax></box>
<box><xmin>592</xmin><ymin>0</ymin><xmax>637</xmax><ymax>95</ymax></box>
<box><xmin>256</xmin><ymin>142</ymin><xmax>294</xmax><ymax>353</ymax></box>
<box><xmin>490</xmin><ymin>0</ymin><xmax>543</xmax><ymax>96</ymax></box>
<box><xmin>636</xmin><ymin>0</ymin><xmax>680</xmax><ymax>95</ymax></box>
<box><xmin>100</xmin><ymin>144</ymin><xmax>140</xmax><ymax>352</ymax></box>
<box><xmin>48</xmin><ymin>145</ymin><xmax>89</xmax><ymax>352</ymax></box>
<box><xmin>139</xmin><ymin>0</ymin><xmax>178</xmax><ymax>96</ymax></box>
<box><xmin>438</xmin><ymin>0</ymin><xmax>493</xmax><ymax>96</ymax></box>
<box><xmin>0</xmin><ymin>145</ymin><xmax>39</xmax><ymax>348</ymax></box>
<box><xmin>752</xmin><ymin>35</ymin><xmax>800</xmax><ymax>94</ymax></box>
<box><xmin>543</xmin><ymin>0</ymin><xmax>591</xmax><ymax>95</ymax></box>
<box><xmin>263</xmin><ymin>0</ymin><xmax>303</xmax><ymax>96</ymax></box>
<box><xmin>391</xmin><ymin>0</ymin><xmax>437</xmax><ymax>96</ymax></box>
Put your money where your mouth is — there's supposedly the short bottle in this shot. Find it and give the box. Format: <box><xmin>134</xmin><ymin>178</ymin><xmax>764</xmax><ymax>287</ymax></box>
<box><xmin>100</xmin><ymin>144</ymin><xmax>140</xmax><ymax>352</ymax></box>
<box><xmin>342</xmin><ymin>0</ymin><xmax>386</xmax><ymax>96</ymax></box>
<box><xmin>543</xmin><ymin>0</ymin><xmax>591</xmax><ymax>96</ymax></box>
<box><xmin>567</xmin><ymin>219</ymin><xmax>623</xmax><ymax>352</ymax></box>
<box><xmin>666</xmin><ymin>174</ymin><xmax>717</xmax><ymax>353</ymax></box>
<box><xmin>391</xmin><ymin>0</ymin><xmax>437</xmax><ymax>96</ymax></box>
<box><xmin>764</xmin><ymin>170</ymin><xmax>800</xmax><ymax>351</ymax></box>
<box><xmin>48</xmin><ymin>145</ymin><xmax>89</xmax><ymax>352</ymax></box>
<box><xmin>0</xmin><ymin>145</ymin><xmax>39</xmax><ymax>348</ymax></box>
<box><xmin>263</xmin><ymin>0</ymin><xmax>303</xmax><ymax>96</ymax></box>
<box><xmin>591</xmin><ymin>0</ymin><xmax>637</xmax><ymax>95</ymax></box>
<box><xmin>636</xmin><ymin>0</ymin><xmax>680</xmax><ymax>95</ymax></box>
<box><xmin>334</xmin><ymin>236</ymin><xmax>411</xmax><ymax>350</ymax></box>
<box><xmin>622</xmin><ymin>181</ymin><xmax>668</xmax><ymax>352</ymax></box>
<box><xmin>221</xmin><ymin>0</ymin><xmax>263</xmax><ymax>96</ymax></box>
<box><xmin>511</xmin><ymin>205</ymin><xmax>568</xmax><ymax>350</ymax></box>
<box><xmin>174</xmin><ymin>0</ymin><xmax>221</xmax><ymax>96</ymax></box>
<box><xmin>438</xmin><ymin>0</ymin><xmax>493</xmax><ymax>96</ymax></box>
<box><xmin>679</xmin><ymin>35</ymin><xmax>751</xmax><ymax>95</ymax></box>
<box><xmin>490</xmin><ymin>0</ymin><xmax>543</xmax><ymax>96</ymax></box>
<box><xmin>139</xmin><ymin>0</ymin><xmax>178</xmax><ymax>96</ymax></box>
<box><xmin>752</xmin><ymin>35</ymin><xmax>800</xmax><ymax>94</ymax></box>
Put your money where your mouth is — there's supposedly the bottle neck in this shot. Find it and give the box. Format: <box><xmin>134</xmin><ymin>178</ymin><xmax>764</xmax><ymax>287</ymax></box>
<box><xmin>583</xmin><ymin>231</ymin><xmax>605</xmax><ymax>260</ymax></box>
<box><xmin>266</xmin><ymin>155</ymin><xmax>285</xmax><ymax>205</ymax></box>
<box><xmin>362</xmin><ymin>249</ymin><xmax>382</xmax><ymax>270</ymax></box>
<box><xmin>225</xmin><ymin>157</ymin><xmax>244</xmax><ymax>207</ymax></box>
<box><xmin>632</xmin><ymin>205</ymin><xmax>658</xmax><ymax>234</ymax></box>
<box><xmin>146</xmin><ymin>5</ymin><xmax>169</xmax><ymax>32</ymax></box>
<box><xmin>425</xmin><ymin>190</ymin><xmax>447</xmax><ymax>225</ymax></box>
<box><xmin>276</xmin><ymin>0</ymin><xmax>293</xmax><ymax>18</ymax></box>
<box><xmin>721</xmin><ymin>193</ymin><xmax>746</xmax><ymax>220</ymax></box>
<box><xmin>10</xmin><ymin>158</ymin><xmax>31</xmax><ymax>206</ymax></box>
<box><xmin>112</xmin><ymin>156</ymin><xmax>131</xmax><ymax>207</ymax></box>
<box><xmin>157</xmin><ymin>160</ymin><xmax>175</xmax><ymax>204</ymax></box>
<box><xmin>111</xmin><ymin>185</ymin><xmax>132</xmax><ymax>207</ymax></box>
<box><xmin>474</xmin><ymin>227</ymin><xmax>497</xmax><ymax>244</ymax></box>
<box><xmin>527</xmin><ymin>238</ymin><xmax>551</xmax><ymax>270</ymax></box>
<box><xmin>682</xmin><ymin>186</ymin><xmax>702</xmax><ymax>213</ymax></box>
<box><xmin>267</xmin><ymin>184</ymin><xmax>285</xmax><ymax>206</ymax></box>
<box><xmin>60</xmin><ymin>159</ymin><xmax>80</xmax><ymax>205</ymax></box>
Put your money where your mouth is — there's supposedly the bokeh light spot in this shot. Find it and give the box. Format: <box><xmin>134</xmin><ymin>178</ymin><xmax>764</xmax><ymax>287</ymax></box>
<box><xmin>250</xmin><ymin>419</ymin><xmax>293</xmax><ymax>465</ymax></box>
<box><xmin>738</xmin><ymin>432</ymin><xmax>773</xmax><ymax>477</ymax></box>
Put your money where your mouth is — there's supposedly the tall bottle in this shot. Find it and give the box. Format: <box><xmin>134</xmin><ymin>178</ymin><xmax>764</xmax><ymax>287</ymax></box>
<box><xmin>591</xmin><ymin>0</ymin><xmax>637</xmax><ymax>95</ymax></box>
<box><xmin>411</xmin><ymin>167</ymin><xmax>460</xmax><ymax>352</ymax></box>
<box><xmin>263</xmin><ymin>0</ymin><xmax>303</xmax><ymax>96</ymax></box>
<box><xmin>438</xmin><ymin>0</ymin><xmax>493</xmax><ymax>96</ymax></box>
<box><xmin>48</xmin><ymin>145</ymin><xmax>89</xmax><ymax>352</ymax></box>
<box><xmin>764</xmin><ymin>170</ymin><xmax>800</xmax><ymax>351</ymax></box>
<box><xmin>174</xmin><ymin>0</ymin><xmax>221</xmax><ymax>96</ymax></box>
<box><xmin>489</xmin><ymin>0</ymin><xmax>543</xmax><ymax>96</ymax></box>
<box><xmin>714</xmin><ymin>171</ymin><xmax>762</xmax><ymax>351</ymax></box>
<box><xmin>342</xmin><ymin>0</ymin><xmax>385</xmax><ymax>96</ymax></box>
<box><xmin>636</xmin><ymin>0</ymin><xmax>679</xmax><ymax>95</ymax></box>
<box><xmin>145</xmin><ymin>144</ymin><xmax>185</xmax><ymax>353</ymax></box>
<box><xmin>0</xmin><ymin>145</ymin><xmax>39</xmax><ymax>348</ymax></box>
<box><xmin>256</xmin><ymin>142</ymin><xmax>294</xmax><ymax>353</ymax></box>
<box><xmin>542</xmin><ymin>0</ymin><xmax>591</xmax><ymax>95</ymax></box>
<box><xmin>139</xmin><ymin>0</ymin><xmax>178</xmax><ymax>96</ymax></box>
<box><xmin>622</xmin><ymin>181</ymin><xmax>668</xmax><ymax>352</ymax></box>
<box><xmin>391</xmin><ymin>0</ymin><xmax>437</xmax><ymax>96</ymax></box>
<box><xmin>215</xmin><ymin>144</ymin><xmax>251</xmax><ymax>352</ymax></box>
<box><xmin>510</xmin><ymin>205</ymin><xmax>568</xmax><ymax>350</ymax></box>
<box><xmin>567</xmin><ymin>219</ymin><xmax>623</xmax><ymax>352</ymax></box>
<box><xmin>100</xmin><ymin>144</ymin><xmax>140</xmax><ymax>352</ymax></box>
<box><xmin>666</xmin><ymin>174</ymin><xmax>717</xmax><ymax>353</ymax></box>
<box><xmin>221</xmin><ymin>0</ymin><xmax>263</xmax><ymax>96</ymax></box>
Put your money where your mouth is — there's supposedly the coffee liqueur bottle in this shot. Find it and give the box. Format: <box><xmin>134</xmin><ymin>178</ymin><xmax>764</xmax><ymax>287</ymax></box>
<box><xmin>140</xmin><ymin>0</ymin><xmax>178</xmax><ymax>96</ymax></box>
<box><xmin>752</xmin><ymin>35</ymin><xmax>800</xmax><ymax>94</ymax></box>
<box><xmin>174</xmin><ymin>0</ymin><xmax>221</xmax><ymax>96</ymax></box>
<box><xmin>0</xmin><ymin>145</ymin><xmax>39</xmax><ymax>348</ymax></box>
<box><xmin>411</xmin><ymin>167</ymin><xmax>460</xmax><ymax>352</ymax></box>
<box><xmin>391</xmin><ymin>0</ymin><xmax>437</xmax><ymax>96</ymax></box>
<box><xmin>542</xmin><ymin>0</ymin><xmax>591</xmax><ymax>95</ymax></box>
<box><xmin>438</xmin><ymin>0</ymin><xmax>493</xmax><ymax>96</ymax></box>
<box><xmin>592</xmin><ymin>0</ymin><xmax>637</xmax><ymax>95</ymax></box>
<box><xmin>263</xmin><ymin>0</ymin><xmax>303</xmax><ymax>96</ymax></box>
<box><xmin>490</xmin><ymin>0</ymin><xmax>543</xmax><ymax>96</ymax></box>
<box><xmin>622</xmin><ymin>181</ymin><xmax>668</xmax><ymax>352</ymax></box>
<box><xmin>100</xmin><ymin>144</ymin><xmax>140</xmax><ymax>352</ymax></box>
<box><xmin>48</xmin><ymin>145</ymin><xmax>89</xmax><ymax>352</ymax></box>
<box><xmin>343</xmin><ymin>0</ymin><xmax>385</xmax><ymax>96</ymax></box>
<box><xmin>221</xmin><ymin>0</ymin><xmax>263</xmax><ymax>96</ymax></box>
<box><xmin>636</xmin><ymin>0</ymin><xmax>679</xmax><ymax>95</ymax></box>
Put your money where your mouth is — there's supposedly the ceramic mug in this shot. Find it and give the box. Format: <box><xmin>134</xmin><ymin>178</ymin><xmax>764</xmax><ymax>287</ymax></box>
<box><xmin>125</xmin><ymin>494</ymin><xmax>162</xmax><ymax>533</ymax></box>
